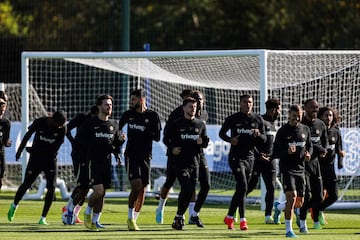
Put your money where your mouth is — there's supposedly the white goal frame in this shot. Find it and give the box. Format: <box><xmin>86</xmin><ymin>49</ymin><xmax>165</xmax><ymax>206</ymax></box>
<box><xmin>20</xmin><ymin>50</ymin><xmax>360</xmax><ymax>209</ymax></box>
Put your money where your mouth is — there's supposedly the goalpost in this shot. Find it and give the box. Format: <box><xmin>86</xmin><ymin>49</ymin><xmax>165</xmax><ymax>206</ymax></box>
<box><xmin>19</xmin><ymin>50</ymin><xmax>360</xmax><ymax>208</ymax></box>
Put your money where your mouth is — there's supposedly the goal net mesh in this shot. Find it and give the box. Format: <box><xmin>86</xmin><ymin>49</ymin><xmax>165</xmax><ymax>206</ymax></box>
<box><xmin>14</xmin><ymin>50</ymin><xmax>360</xmax><ymax>205</ymax></box>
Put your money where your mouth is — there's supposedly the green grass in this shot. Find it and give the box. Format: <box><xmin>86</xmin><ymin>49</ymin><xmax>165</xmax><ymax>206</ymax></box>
<box><xmin>0</xmin><ymin>191</ymin><xmax>359</xmax><ymax>240</ymax></box>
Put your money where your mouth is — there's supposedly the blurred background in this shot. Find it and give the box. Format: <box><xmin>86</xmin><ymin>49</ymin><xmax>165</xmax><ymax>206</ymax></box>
<box><xmin>1</xmin><ymin>0</ymin><xmax>360</xmax><ymax>85</ymax></box>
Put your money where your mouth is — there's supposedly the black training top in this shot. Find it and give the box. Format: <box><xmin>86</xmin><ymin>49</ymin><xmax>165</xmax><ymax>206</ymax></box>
<box><xmin>165</xmin><ymin>116</ymin><xmax>208</xmax><ymax>168</ymax></box>
<box><xmin>258</xmin><ymin>114</ymin><xmax>277</xmax><ymax>157</ymax></box>
<box><xmin>273</xmin><ymin>123</ymin><xmax>313</xmax><ymax>176</ymax></box>
<box><xmin>77</xmin><ymin>117</ymin><xmax>122</xmax><ymax>166</ymax></box>
<box><xmin>119</xmin><ymin>109</ymin><xmax>161</xmax><ymax>159</ymax></box>
<box><xmin>66</xmin><ymin>112</ymin><xmax>89</xmax><ymax>144</ymax></box>
<box><xmin>24</xmin><ymin>117</ymin><xmax>66</xmax><ymax>156</ymax></box>
<box><xmin>219</xmin><ymin>111</ymin><xmax>266</xmax><ymax>161</ymax></box>
<box><xmin>323</xmin><ymin>126</ymin><xmax>343</xmax><ymax>165</ymax></box>
<box><xmin>0</xmin><ymin>117</ymin><xmax>10</xmax><ymax>150</ymax></box>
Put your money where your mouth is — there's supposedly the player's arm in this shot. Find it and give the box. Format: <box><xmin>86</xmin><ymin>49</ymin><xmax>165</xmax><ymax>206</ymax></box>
<box><xmin>50</xmin><ymin>126</ymin><xmax>67</xmax><ymax>155</ymax></box>
<box><xmin>15</xmin><ymin>121</ymin><xmax>37</xmax><ymax>160</ymax></box>
<box><xmin>148</xmin><ymin>112</ymin><xmax>161</xmax><ymax>142</ymax></box>
<box><xmin>319</xmin><ymin>123</ymin><xmax>329</xmax><ymax>157</ymax></box>
<box><xmin>199</xmin><ymin>122</ymin><xmax>209</xmax><ymax>148</ymax></box>
<box><xmin>219</xmin><ymin>116</ymin><xmax>232</xmax><ymax>143</ymax></box>
<box><xmin>163</xmin><ymin>120</ymin><xmax>174</xmax><ymax>147</ymax></box>
<box><xmin>272</xmin><ymin>127</ymin><xmax>289</xmax><ymax>159</ymax></box>
<box><xmin>4</xmin><ymin>120</ymin><xmax>11</xmax><ymax>147</ymax></box>
<box><xmin>335</xmin><ymin>127</ymin><xmax>345</xmax><ymax>169</ymax></box>
<box><xmin>112</xmin><ymin>126</ymin><xmax>126</xmax><ymax>165</ymax></box>
<box><xmin>65</xmin><ymin>116</ymin><xmax>78</xmax><ymax>144</ymax></box>
<box><xmin>253</xmin><ymin>116</ymin><xmax>267</xmax><ymax>144</ymax></box>
<box><xmin>154</xmin><ymin>113</ymin><xmax>162</xmax><ymax>142</ymax></box>
<box><xmin>165</xmin><ymin>120</ymin><xmax>181</xmax><ymax>155</ymax></box>
<box><xmin>163</xmin><ymin>110</ymin><xmax>179</xmax><ymax>144</ymax></box>
<box><xmin>118</xmin><ymin>110</ymin><xmax>129</xmax><ymax>131</ymax></box>
<box><xmin>305</xmin><ymin>127</ymin><xmax>313</xmax><ymax>159</ymax></box>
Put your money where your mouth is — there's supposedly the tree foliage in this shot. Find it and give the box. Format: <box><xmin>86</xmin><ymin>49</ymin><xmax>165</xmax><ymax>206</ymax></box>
<box><xmin>0</xmin><ymin>0</ymin><xmax>31</xmax><ymax>37</ymax></box>
<box><xmin>2</xmin><ymin>0</ymin><xmax>360</xmax><ymax>50</ymax></box>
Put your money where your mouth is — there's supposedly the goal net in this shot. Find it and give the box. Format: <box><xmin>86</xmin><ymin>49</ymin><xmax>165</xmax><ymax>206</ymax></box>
<box><xmin>16</xmin><ymin>50</ymin><xmax>360</xmax><ymax>207</ymax></box>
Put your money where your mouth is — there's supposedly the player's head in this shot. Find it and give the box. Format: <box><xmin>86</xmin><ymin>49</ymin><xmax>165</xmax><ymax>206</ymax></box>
<box><xmin>52</xmin><ymin>110</ymin><xmax>67</xmax><ymax>128</ymax></box>
<box><xmin>191</xmin><ymin>90</ymin><xmax>205</xmax><ymax>110</ymax></box>
<box><xmin>319</xmin><ymin>106</ymin><xmax>341</xmax><ymax>127</ymax></box>
<box><xmin>180</xmin><ymin>89</ymin><xmax>193</xmax><ymax>100</ymax></box>
<box><xmin>288</xmin><ymin>104</ymin><xmax>303</xmax><ymax>127</ymax></box>
<box><xmin>240</xmin><ymin>94</ymin><xmax>253</xmax><ymax>114</ymax></box>
<box><xmin>304</xmin><ymin>98</ymin><xmax>319</xmax><ymax>120</ymax></box>
<box><xmin>96</xmin><ymin>94</ymin><xmax>113</xmax><ymax>117</ymax></box>
<box><xmin>265</xmin><ymin>98</ymin><xmax>281</xmax><ymax>120</ymax></box>
<box><xmin>130</xmin><ymin>89</ymin><xmax>145</xmax><ymax>110</ymax></box>
<box><xmin>182</xmin><ymin>97</ymin><xmax>197</xmax><ymax>119</ymax></box>
<box><xmin>0</xmin><ymin>98</ymin><xmax>7</xmax><ymax>115</ymax></box>
<box><xmin>0</xmin><ymin>91</ymin><xmax>8</xmax><ymax>102</ymax></box>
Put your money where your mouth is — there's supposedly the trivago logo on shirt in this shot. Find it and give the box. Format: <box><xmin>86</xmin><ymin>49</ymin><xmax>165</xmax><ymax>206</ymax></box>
<box><xmin>266</xmin><ymin>130</ymin><xmax>277</xmax><ymax>137</ymax></box>
<box><xmin>180</xmin><ymin>133</ymin><xmax>199</xmax><ymax>141</ymax></box>
<box><xmin>311</xmin><ymin>136</ymin><xmax>320</xmax><ymax>142</ymax></box>
<box><xmin>236</xmin><ymin>128</ymin><xmax>253</xmax><ymax>135</ymax></box>
<box><xmin>39</xmin><ymin>135</ymin><xmax>56</xmax><ymax>144</ymax></box>
<box><xmin>328</xmin><ymin>144</ymin><xmax>335</xmax><ymax>150</ymax></box>
<box><xmin>128</xmin><ymin>123</ymin><xmax>145</xmax><ymax>132</ymax></box>
<box><xmin>95</xmin><ymin>132</ymin><xmax>114</xmax><ymax>139</ymax></box>
<box><xmin>288</xmin><ymin>141</ymin><xmax>306</xmax><ymax>147</ymax></box>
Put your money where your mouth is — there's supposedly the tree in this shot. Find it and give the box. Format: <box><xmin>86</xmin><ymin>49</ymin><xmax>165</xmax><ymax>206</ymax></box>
<box><xmin>0</xmin><ymin>0</ymin><xmax>31</xmax><ymax>37</ymax></box>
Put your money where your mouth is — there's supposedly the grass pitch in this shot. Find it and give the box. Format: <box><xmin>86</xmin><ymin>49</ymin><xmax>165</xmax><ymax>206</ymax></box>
<box><xmin>0</xmin><ymin>191</ymin><xmax>359</xmax><ymax>240</ymax></box>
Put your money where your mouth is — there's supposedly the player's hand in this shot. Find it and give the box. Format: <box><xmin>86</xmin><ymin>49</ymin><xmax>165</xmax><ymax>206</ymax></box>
<box><xmin>320</xmin><ymin>150</ymin><xmax>327</xmax><ymax>158</ymax></box>
<box><xmin>5</xmin><ymin>139</ymin><xmax>12</xmax><ymax>147</ymax></box>
<box><xmin>115</xmin><ymin>154</ymin><xmax>122</xmax><ymax>165</ymax></box>
<box><xmin>196</xmin><ymin>137</ymin><xmax>203</xmax><ymax>145</ymax></box>
<box><xmin>120</xmin><ymin>132</ymin><xmax>126</xmax><ymax>142</ymax></box>
<box><xmin>288</xmin><ymin>143</ymin><xmax>296</xmax><ymax>154</ymax></box>
<box><xmin>260</xmin><ymin>153</ymin><xmax>270</xmax><ymax>162</ymax></box>
<box><xmin>252</xmin><ymin>129</ymin><xmax>260</xmax><ymax>138</ymax></box>
<box><xmin>304</xmin><ymin>151</ymin><xmax>311</xmax><ymax>161</ymax></box>
<box><xmin>339</xmin><ymin>150</ymin><xmax>346</xmax><ymax>158</ymax></box>
<box><xmin>230</xmin><ymin>136</ymin><xmax>239</xmax><ymax>145</ymax></box>
<box><xmin>172</xmin><ymin>147</ymin><xmax>181</xmax><ymax>155</ymax></box>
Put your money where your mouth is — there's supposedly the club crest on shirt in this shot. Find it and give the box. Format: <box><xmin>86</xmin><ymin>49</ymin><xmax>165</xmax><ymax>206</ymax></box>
<box><xmin>145</xmin><ymin>119</ymin><xmax>149</xmax><ymax>123</ymax></box>
<box><xmin>54</xmin><ymin>133</ymin><xmax>58</xmax><ymax>137</ymax></box>
<box><xmin>316</xmin><ymin>129</ymin><xmax>320</xmax><ymax>135</ymax></box>
<box><xmin>109</xmin><ymin>126</ymin><xmax>114</xmax><ymax>131</ymax></box>
<box><xmin>195</xmin><ymin>128</ymin><xmax>199</xmax><ymax>133</ymax></box>
<box><xmin>331</xmin><ymin>137</ymin><xmax>335</xmax><ymax>142</ymax></box>
<box><xmin>301</xmin><ymin>133</ymin><xmax>306</xmax><ymax>139</ymax></box>
<box><xmin>251</xmin><ymin>123</ymin><xmax>256</xmax><ymax>128</ymax></box>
